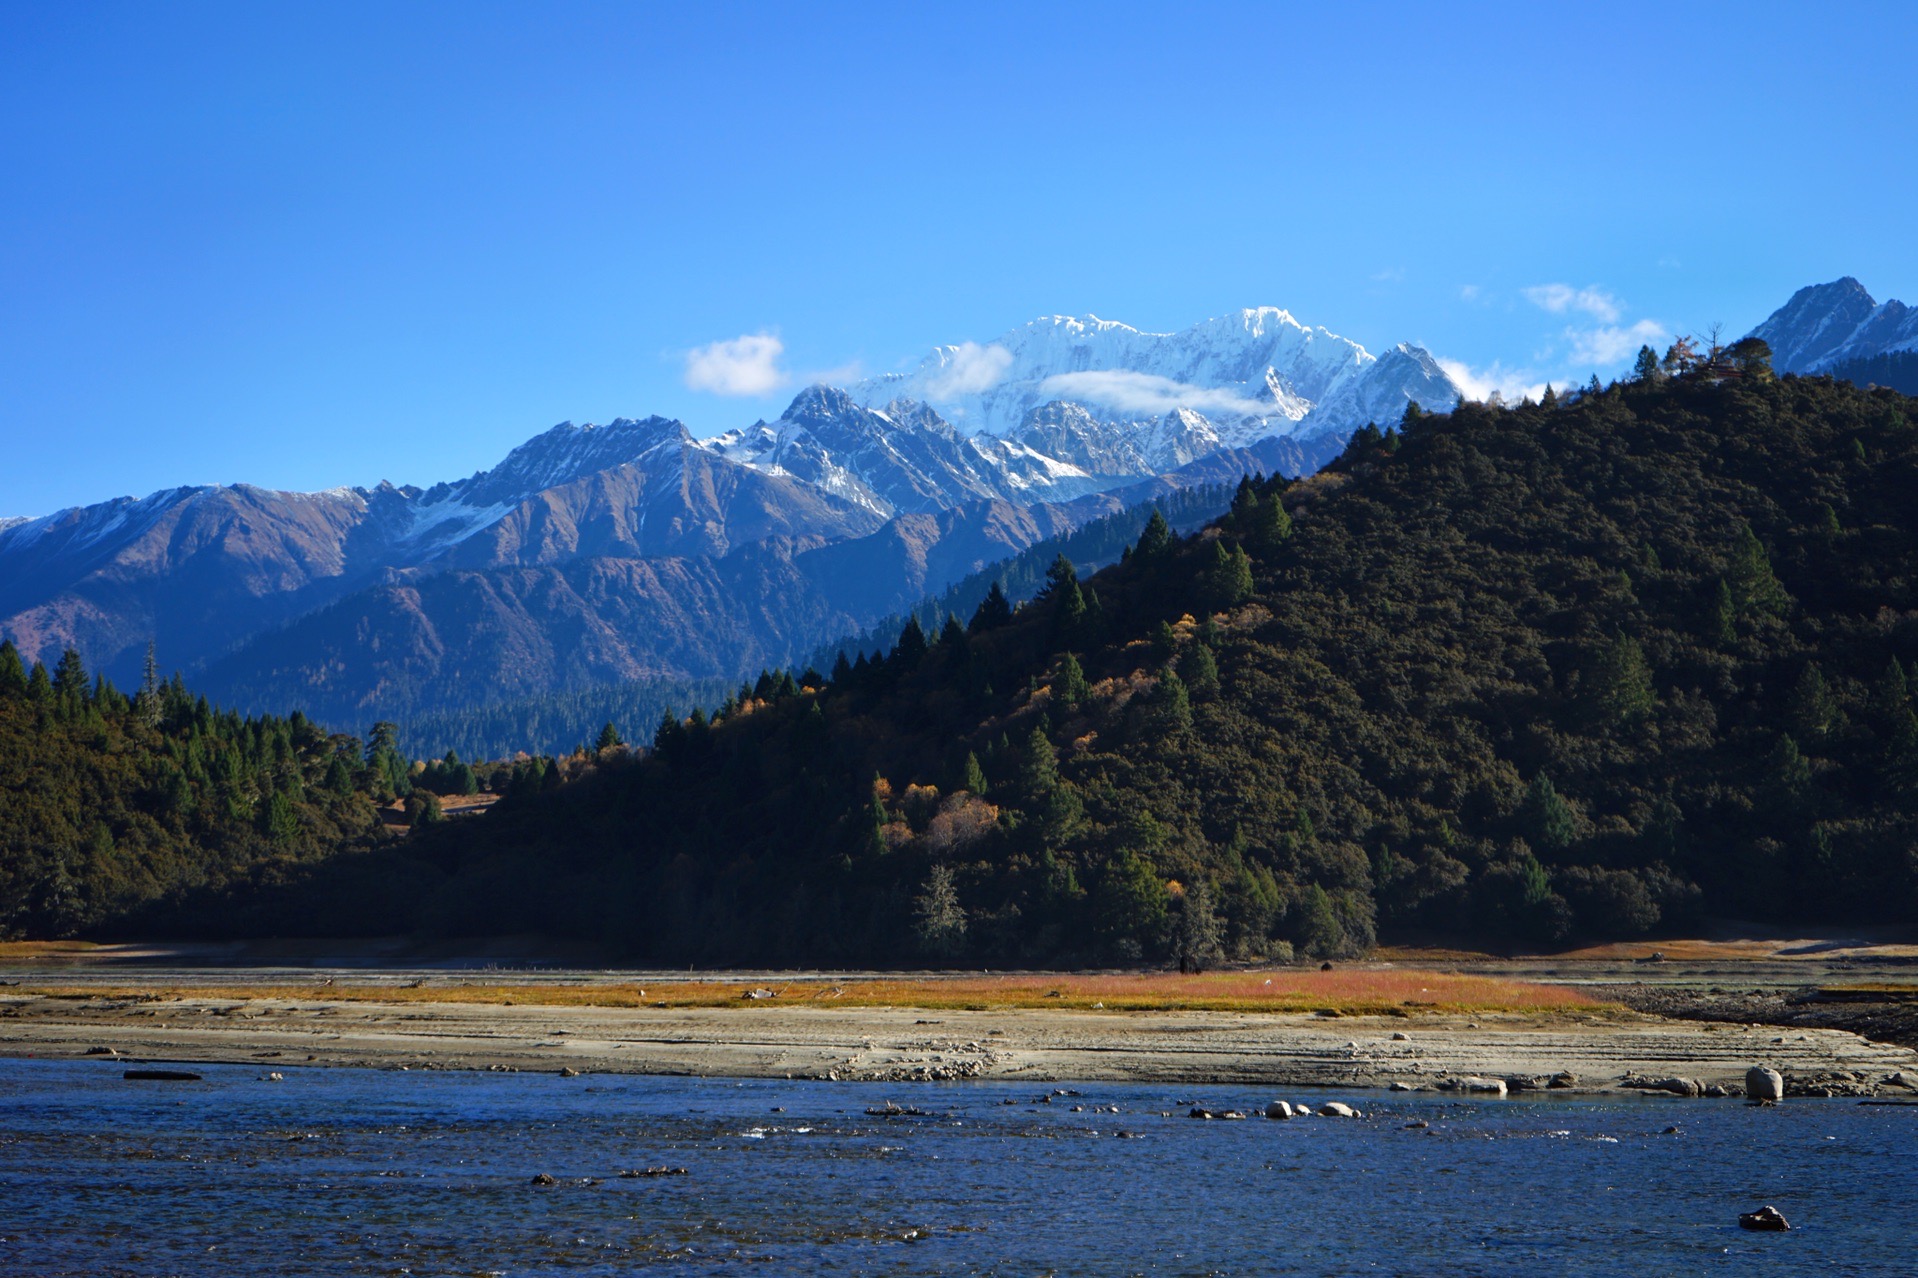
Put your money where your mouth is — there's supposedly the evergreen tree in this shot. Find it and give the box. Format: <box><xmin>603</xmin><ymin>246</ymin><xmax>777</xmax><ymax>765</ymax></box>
<box><xmin>1135</xmin><ymin>509</ymin><xmax>1173</xmax><ymax>560</ymax></box>
<box><xmin>912</xmin><ymin>863</ymin><xmax>967</xmax><ymax>959</ymax></box>
<box><xmin>969</xmin><ymin>581</ymin><xmax>1013</xmax><ymax>632</ymax></box>
<box><xmin>1204</xmin><ymin>540</ymin><xmax>1254</xmax><ymax>609</ymax></box>
<box><xmin>595</xmin><ymin>722</ymin><xmax>624</xmax><ymax>752</ymax></box>
<box><xmin>1590</xmin><ymin>634</ymin><xmax>1655</xmax><ymax>725</ymax></box>
<box><xmin>1093</xmin><ymin>846</ymin><xmax>1169</xmax><ymax>960</ymax></box>
<box><xmin>893</xmin><ymin>617</ymin><xmax>928</xmax><ymax>665</ymax></box>
<box><xmin>1869</xmin><ymin>658</ymin><xmax>1910</xmax><ymax>728</ymax></box>
<box><xmin>1883</xmin><ymin>709</ymin><xmax>1918</xmax><ymax>802</ymax></box>
<box><xmin>1055</xmin><ymin>652</ymin><xmax>1089</xmax><ymax>711</ymax></box>
<box><xmin>962</xmin><ymin>751</ymin><xmax>989</xmax><ymax>796</ymax></box>
<box><xmin>1710</xmin><ymin>578</ymin><xmax>1738</xmax><ymax>646</ymax></box>
<box><xmin>1632</xmin><ymin>345</ymin><xmax>1662</xmax><ymax>382</ymax></box>
<box><xmin>1169</xmin><ymin>878</ymin><xmax>1225</xmax><ymax>973</ymax></box>
<box><xmin>1179</xmin><ymin>642</ymin><xmax>1220</xmax><ymax>699</ymax></box>
<box><xmin>137</xmin><ymin>642</ymin><xmax>162</xmax><ymax>728</ymax></box>
<box><xmin>1519</xmin><ymin>775</ymin><xmax>1576</xmax><ymax>855</ymax></box>
<box><xmin>1786</xmin><ymin>664</ymin><xmax>1841</xmax><ymax>744</ymax></box>
<box><xmin>1727</xmin><ymin>523</ymin><xmax>1789</xmax><ymax>617</ymax></box>
<box><xmin>52</xmin><ymin>648</ymin><xmax>88</xmax><ymax>706</ymax></box>
<box><xmin>0</xmin><ymin>641</ymin><xmax>25</xmax><ymax>698</ymax></box>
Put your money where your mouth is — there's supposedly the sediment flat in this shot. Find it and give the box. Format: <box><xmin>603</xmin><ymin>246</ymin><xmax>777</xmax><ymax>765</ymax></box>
<box><xmin>4</xmin><ymin>987</ymin><xmax>1914</xmax><ymax>1093</ymax></box>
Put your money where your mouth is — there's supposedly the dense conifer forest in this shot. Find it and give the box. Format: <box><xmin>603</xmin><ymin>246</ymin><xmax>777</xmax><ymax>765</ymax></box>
<box><xmin>6</xmin><ymin>367</ymin><xmax>1917</xmax><ymax>961</ymax></box>
<box><xmin>0</xmin><ymin>642</ymin><xmax>398</xmax><ymax>937</ymax></box>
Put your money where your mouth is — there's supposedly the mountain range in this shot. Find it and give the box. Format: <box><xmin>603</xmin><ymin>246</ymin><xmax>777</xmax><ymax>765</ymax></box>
<box><xmin>0</xmin><ymin>282</ymin><xmax>1905</xmax><ymax>738</ymax></box>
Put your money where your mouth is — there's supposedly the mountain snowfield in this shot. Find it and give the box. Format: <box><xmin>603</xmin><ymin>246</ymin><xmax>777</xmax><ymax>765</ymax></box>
<box><xmin>848</xmin><ymin>307</ymin><xmax>1463</xmax><ymax>470</ymax></box>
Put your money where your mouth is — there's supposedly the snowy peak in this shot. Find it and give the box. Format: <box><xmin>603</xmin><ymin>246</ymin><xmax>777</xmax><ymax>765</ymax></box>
<box><xmin>698</xmin><ymin>385</ymin><xmax>1102</xmax><ymax>519</ymax></box>
<box><xmin>449</xmin><ymin>416</ymin><xmax>688</xmax><ymax>509</ymax></box>
<box><xmin>1748</xmin><ymin>278</ymin><xmax>1884</xmax><ymax>373</ymax></box>
<box><xmin>848</xmin><ymin>306</ymin><xmax>1462</xmax><ymax>470</ymax></box>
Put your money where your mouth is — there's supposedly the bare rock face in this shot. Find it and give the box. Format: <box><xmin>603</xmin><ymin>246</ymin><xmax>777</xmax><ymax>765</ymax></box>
<box><xmin>1746</xmin><ymin>1066</ymin><xmax>1786</xmax><ymax>1104</ymax></box>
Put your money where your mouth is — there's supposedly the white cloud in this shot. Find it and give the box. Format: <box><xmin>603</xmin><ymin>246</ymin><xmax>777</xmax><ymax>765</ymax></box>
<box><xmin>1435</xmin><ymin>357</ymin><xmax>1553</xmax><ymax>405</ymax></box>
<box><xmin>1038</xmin><ymin>369</ymin><xmax>1272</xmax><ymax>419</ymax></box>
<box><xmin>924</xmin><ymin>342</ymin><xmax>1014</xmax><ymax>398</ymax></box>
<box><xmin>1522</xmin><ymin>283</ymin><xmax>1623</xmax><ymax>324</ymax></box>
<box><xmin>1459</xmin><ymin>284</ymin><xmax>1482</xmax><ymax>302</ymax></box>
<box><xmin>1568</xmin><ymin>319</ymin><xmax>1668</xmax><ymax>366</ymax></box>
<box><xmin>684</xmin><ymin>333</ymin><xmax>788</xmax><ymax>396</ymax></box>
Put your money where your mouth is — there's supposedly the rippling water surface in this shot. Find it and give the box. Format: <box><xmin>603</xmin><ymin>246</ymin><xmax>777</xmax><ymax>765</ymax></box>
<box><xmin>0</xmin><ymin>1058</ymin><xmax>1912</xmax><ymax>1275</ymax></box>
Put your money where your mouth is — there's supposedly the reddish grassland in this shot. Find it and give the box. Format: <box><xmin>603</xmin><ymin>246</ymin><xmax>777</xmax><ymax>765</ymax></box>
<box><xmin>15</xmin><ymin>969</ymin><xmax>1603</xmax><ymax>1015</ymax></box>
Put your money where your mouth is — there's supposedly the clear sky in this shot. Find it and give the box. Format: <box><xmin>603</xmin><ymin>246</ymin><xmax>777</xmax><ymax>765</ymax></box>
<box><xmin>3</xmin><ymin>1</ymin><xmax>1914</xmax><ymax>516</ymax></box>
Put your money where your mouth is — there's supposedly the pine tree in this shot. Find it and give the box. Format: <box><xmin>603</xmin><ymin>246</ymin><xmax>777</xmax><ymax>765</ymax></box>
<box><xmin>137</xmin><ymin>642</ymin><xmax>162</xmax><ymax>728</ymax></box>
<box><xmin>1044</xmin><ymin>555</ymin><xmax>1086</xmax><ymax>644</ymax></box>
<box><xmin>1135</xmin><ymin>509</ymin><xmax>1172</xmax><ymax>560</ymax></box>
<box><xmin>1786</xmin><ymin>664</ymin><xmax>1841</xmax><ymax>744</ymax></box>
<box><xmin>969</xmin><ymin>581</ymin><xmax>1013</xmax><ymax>632</ymax></box>
<box><xmin>830</xmin><ymin>650</ymin><xmax>853</xmax><ymax>686</ymax></box>
<box><xmin>595</xmin><ymin>722</ymin><xmax>623</xmax><ymax>752</ymax></box>
<box><xmin>1055</xmin><ymin>652</ymin><xmax>1088</xmax><ymax>711</ymax></box>
<box><xmin>1169</xmin><ymin>878</ymin><xmax>1225</xmax><ymax>973</ymax></box>
<box><xmin>1633</xmin><ymin>345</ymin><xmax>1662</xmax><ymax>382</ymax></box>
<box><xmin>1520</xmin><ymin>775</ymin><xmax>1576</xmax><ymax>855</ymax></box>
<box><xmin>0</xmin><ymin>640</ymin><xmax>25</xmax><ymax>698</ymax></box>
<box><xmin>1869</xmin><ymin>658</ymin><xmax>1910</xmax><ymax>728</ymax></box>
<box><xmin>1710</xmin><ymin>578</ymin><xmax>1738</xmax><ymax>646</ymax></box>
<box><xmin>912</xmin><ymin>863</ymin><xmax>967</xmax><ymax>959</ymax></box>
<box><xmin>962</xmin><ymin>751</ymin><xmax>989</xmax><ymax>796</ymax></box>
<box><xmin>1591</xmin><ymin>634</ymin><xmax>1655</xmax><ymax>725</ymax></box>
<box><xmin>1727</xmin><ymin>523</ymin><xmax>1789</xmax><ymax>617</ymax></box>
<box><xmin>52</xmin><ymin>648</ymin><xmax>88</xmax><ymax>707</ymax></box>
<box><xmin>1766</xmin><ymin>735</ymin><xmax>1813</xmax><ymax>809</ymax></box>
<box><xmin>1154</xmin><ymin>665</ymin><xmax>1193</xmax><ymax>734</ymax></box>
<box><xmin>1179</xmin><ymin>642</ymin><xmax>1220</xmax><ymax>699</ymax></box>
<box><xmin>1882</xmin><ymin>709</ymin><xmax>1918</xmax><ymax>801</ymax></box>
<box><xmin>1203</xmin><ymin>540</ymin><xmax>1254</xmax><ymax>609</ymax></box>
<box><xmin>893</xmin><ymin>617</ymin><xmax>928</xmax><ymax>665</ymax></box>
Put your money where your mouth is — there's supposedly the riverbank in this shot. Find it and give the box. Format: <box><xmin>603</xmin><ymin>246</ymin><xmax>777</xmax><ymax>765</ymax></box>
<box><xmin>4</xmin><ymin>983</ymin><xmax>1914</xmax><ymax>1094</ymax></box>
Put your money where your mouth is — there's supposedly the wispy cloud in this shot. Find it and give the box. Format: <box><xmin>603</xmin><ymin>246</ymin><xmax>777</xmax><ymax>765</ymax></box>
<box><xmin>684</xmin><ymin>333</ymin><xmax>788</xmax><ymax>396</ymax></box>
<box><xmin>1522</xmin><ymin>283</ymin><xmax>1623</xmax><ymax>324</ymax></box>
<box><xmin>1435</xmin><ymin>357</ymin><xmax>1553</xmax><ymax>404</ymax></box>
<box><xmin>1459</xmin><ymin>284</ymin><xmax>1482</xmax><ymax>302</ymax></box>
<box><xmin>1371</xmin><ymin>267</ymin><xmax>1406</xmax><ymax>284</ymax></box>
<box><xmin>1039</xmin><ymin>370</ymin><xmax>1272</xmax><ymax>419</ymax></box>
<box><xmin>1568</xmin><ymin>319</ymin><xmax>1668</xmax><ymax>366</ymax></box>
<box><xmin>925</xmin><ymin>342</ymin><xmax>1014</xmax><ymax>398</ymax></box>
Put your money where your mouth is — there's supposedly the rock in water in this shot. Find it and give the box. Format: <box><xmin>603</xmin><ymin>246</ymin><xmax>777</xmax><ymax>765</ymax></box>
<box><xmin>1440</xmin><ymin>1076</ymin><xmax>1508</xmax><ymax>1097</ymax></box>
<box><xmin>1746</xmin><ymin>1066</ymin><xmax>1785</xmax><ymax>1104</ymax></box>
<box><xmin>529</xmin><ymin>1173</ymin><xmax>558</xmax><ymax>1187</ymax></box>
<box><xmin>1739</xmin><ymin>1205</ymin><xmax>1790</xmax><ymax>1231</ymax></box>
<box><xmin>1317</xmin><ymin>1102</ymin><xmax>1359</xmax><ymax>1118</ymax></box>
<box><xmin>1264</xmin><ymin>1101</ymin><xmax>1294</xmax><ymax>1119</ymax></box>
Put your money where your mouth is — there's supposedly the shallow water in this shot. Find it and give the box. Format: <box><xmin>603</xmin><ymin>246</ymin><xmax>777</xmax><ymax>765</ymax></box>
<box><xmin>0</xmin><ymin>1059</ymin><xmax>1911</xmax><ymax>1275</ymax></box>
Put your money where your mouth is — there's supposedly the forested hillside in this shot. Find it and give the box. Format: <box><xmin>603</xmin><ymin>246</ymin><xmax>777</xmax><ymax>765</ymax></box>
<box><xmin>10</xmin><ymin>370</ymin><xmax>1918</xmax><ymax>963</ymax></box>
<box><xmin>239</xmin><ymin>368</ymin><xmax>1918</xmax><ymax>963</ymax></box>
<box><xmin>0</xmin><ymin>642</ymin><xmax>396</xmax><ymax>937</ymax></box>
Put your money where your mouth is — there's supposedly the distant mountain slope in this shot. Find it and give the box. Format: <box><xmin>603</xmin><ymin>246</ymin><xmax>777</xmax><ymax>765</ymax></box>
<box><xmin>1747</xmin><ymin>277</ymin><xmax>1918</xmax><ymax>375</ymax></box>
<box><xmin>0</xmin><ymin>414</ymin><xmax>879</xmax><ymax>682</ymax></box>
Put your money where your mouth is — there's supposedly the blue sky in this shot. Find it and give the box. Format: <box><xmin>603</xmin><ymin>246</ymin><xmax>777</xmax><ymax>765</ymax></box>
<box><xmin>2</xmin><ymin>1</ymin><xmax>1914</xmax><ymax>516</ymax></box>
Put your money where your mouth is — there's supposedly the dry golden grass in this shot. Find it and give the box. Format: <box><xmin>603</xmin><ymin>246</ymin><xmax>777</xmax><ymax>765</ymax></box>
<box><xmin>11</xmin><ymin>969</ymin><xmax>1604</xmax><ymax>1015</ymax></box>
<box><xmin>0</xmin><ymin>941</ymin><xmax>102</xmax><ymax>958</ymax></box>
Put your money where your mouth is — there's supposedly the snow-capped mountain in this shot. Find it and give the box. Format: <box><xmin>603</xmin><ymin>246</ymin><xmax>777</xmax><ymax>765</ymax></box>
<box><xmin>848</xmin><ymin>307</ymin><xmax>1462</xmax><ymax>471</ymax></box>
<box><xmin>1747</xmin><ymin>278</ymin><xmax>1918</xmax><ymax>374</ymax></box>
<box><xmin>699</xmin><ymin>385</ymin><xmax>1105</xmax><ymax>519</ymax></box>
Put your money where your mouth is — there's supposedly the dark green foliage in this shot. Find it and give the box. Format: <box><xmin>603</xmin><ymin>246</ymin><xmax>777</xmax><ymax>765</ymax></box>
<box><xmin>0</xmin><ymin>654</ymin><xmax>388</xmax><ymax>939</ymax></box>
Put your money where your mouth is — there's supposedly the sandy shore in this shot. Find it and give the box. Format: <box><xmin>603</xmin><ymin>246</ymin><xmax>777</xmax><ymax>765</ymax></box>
<box><xmin>4</xmin><ymin>988</ymin><xmax>1915</xmax><ymax>1094</ymax></box>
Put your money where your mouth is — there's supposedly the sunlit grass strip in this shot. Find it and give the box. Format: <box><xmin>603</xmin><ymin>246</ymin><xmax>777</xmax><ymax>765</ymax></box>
<box><xmin>12</xmin><ymin>969</ymin><xmax>1606</xmax><ymax>1015</ymax></box>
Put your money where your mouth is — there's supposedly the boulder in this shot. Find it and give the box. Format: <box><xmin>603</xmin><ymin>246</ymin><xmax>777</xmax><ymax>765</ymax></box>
<box><xmin>1440</xmin><ymin>1076</ymin><xmax>1508</xmax><ymax>1097</ymax></box>
<box><xmin>1739</xmin><ymin>1206</ymin><xmax>1790</xmax><ymax>1232</ymax></box>
<box><xmin>1746</xmin><ymin>1067</ymin><xmax>1785</xmax><ymax>1104</ymax></box>
<box><xmin>1317</xmin><ymin>1102</ymin><xmax>1359</xmax><ymax>1118</ymax></box>
<box><xmin>530</xmin><ymin>1173</ymin><xmax>558</xmax><ymax>1187</ymax></box>
<box><xmin>1265</xmin><ymin>1101</ymin><xmax>1294</xmax><ymax>1119</ymax></box>
<box><xmin>1547</xmin><ymin>1071</ymin><xmax>1578</xmax><ymax>1089</ymax></box>
<box><xmin>1624</xmin><ymin>1075</ymin><xmax>1701</xmax><ymax>1098</ymax></box>
<box><xmin>1389</xmin><ymin>1082</ymin><xmax>1417</xmax><ymax>1092</ymax></box>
